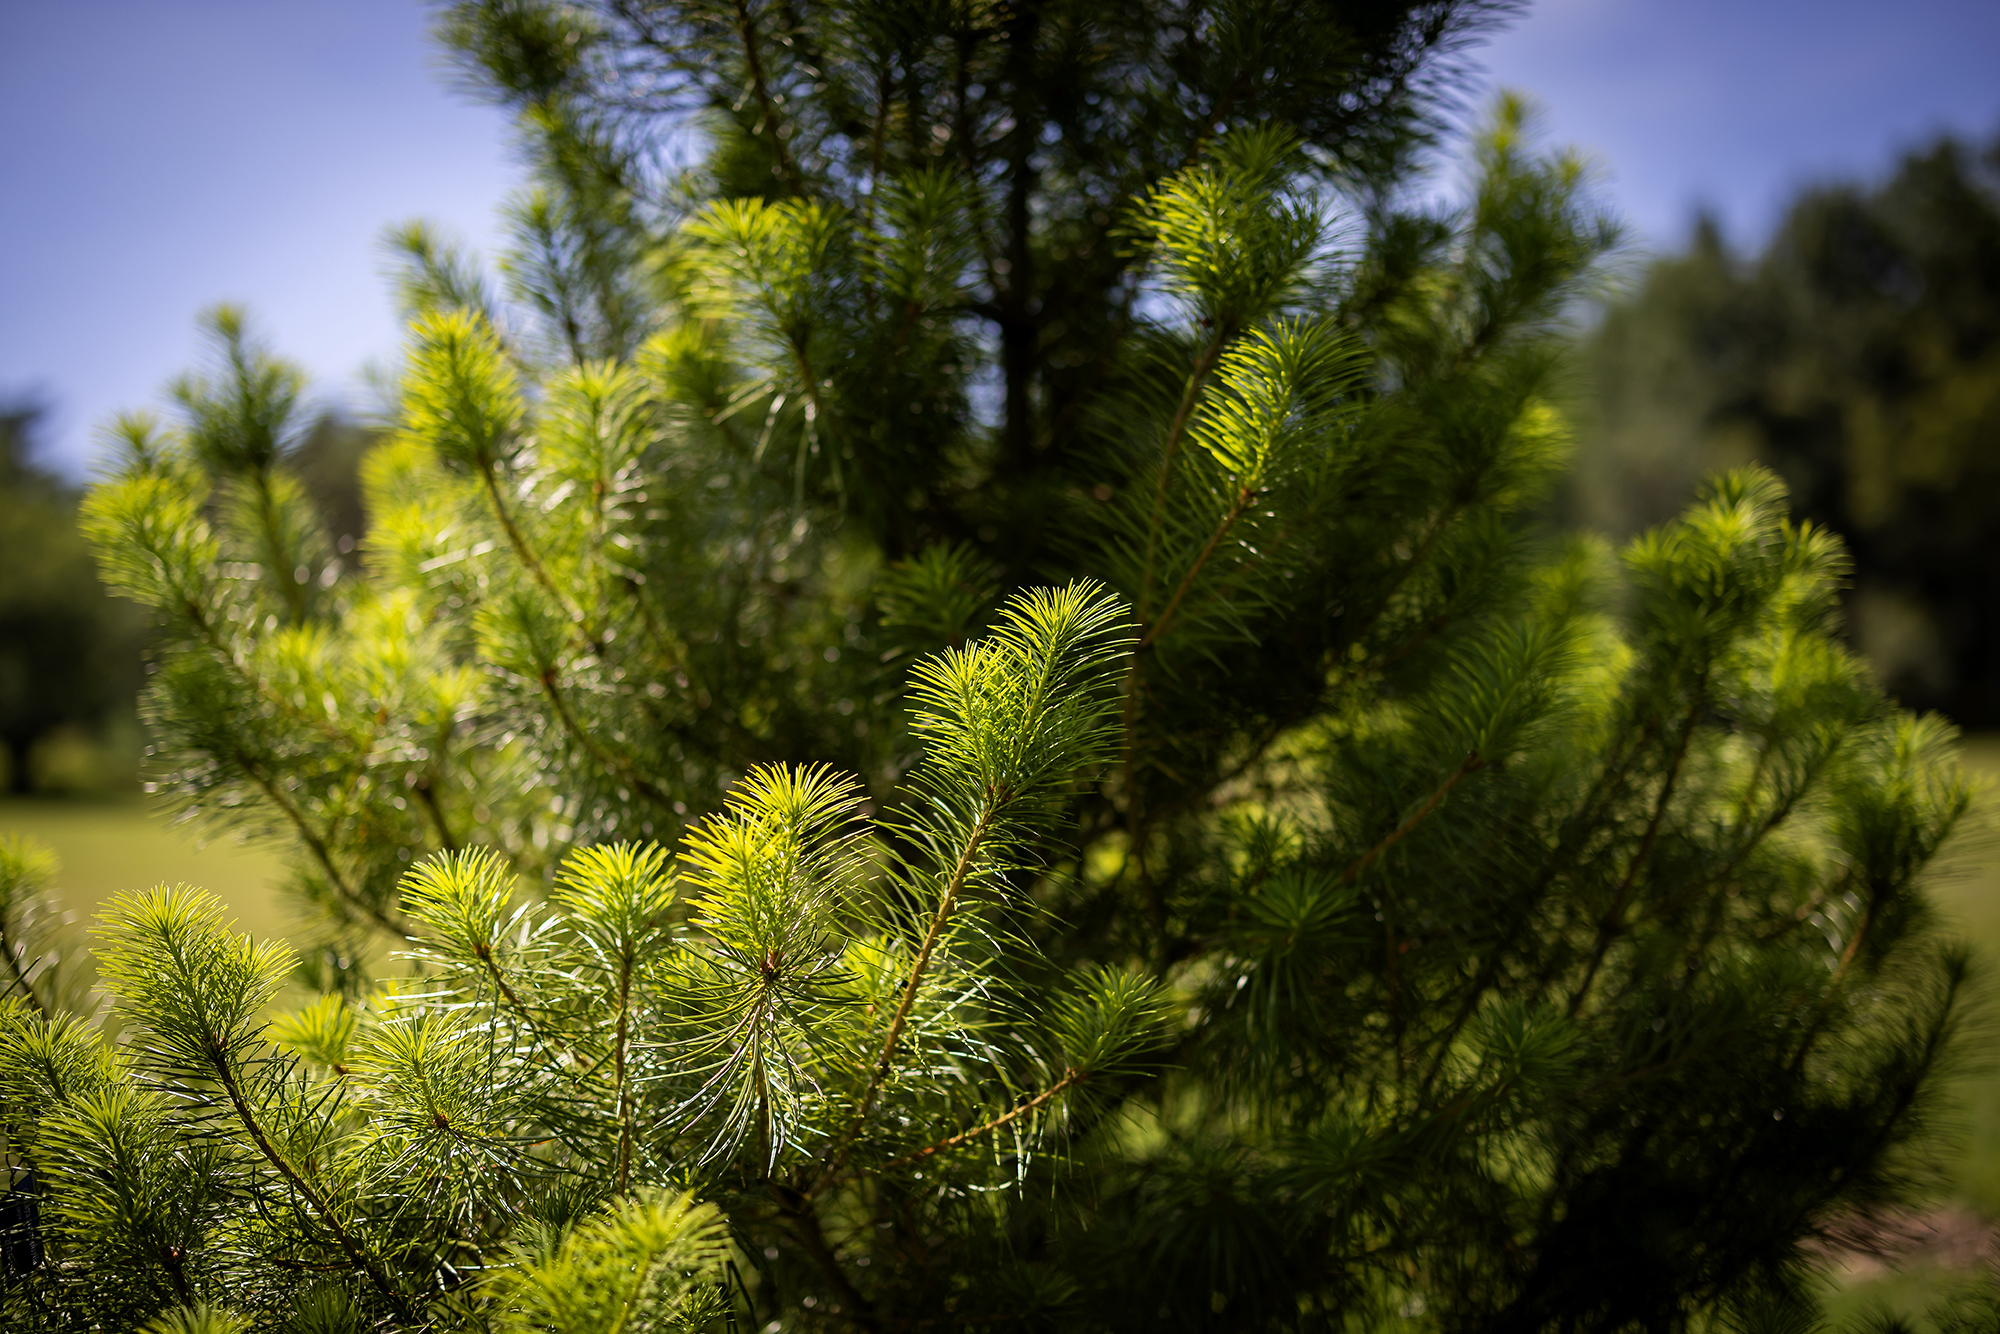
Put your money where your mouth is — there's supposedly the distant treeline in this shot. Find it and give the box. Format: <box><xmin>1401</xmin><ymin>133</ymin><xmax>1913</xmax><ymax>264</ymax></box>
<box><xmin>0</xmin><ymin>407</ymin><xmax>371</xmax><ymax>794</ymax></box>
<box><xmin>1569</xmin><ymin>129</ymin><xmax>2000</xmax><ymax>725</ymax></box>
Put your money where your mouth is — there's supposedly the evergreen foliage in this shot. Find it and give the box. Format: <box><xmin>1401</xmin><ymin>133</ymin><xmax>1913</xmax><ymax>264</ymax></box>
<box><xmin>0</xmin><ymin>3</ymin><xmax>1981</xmax><ymax>1330</ymax></box>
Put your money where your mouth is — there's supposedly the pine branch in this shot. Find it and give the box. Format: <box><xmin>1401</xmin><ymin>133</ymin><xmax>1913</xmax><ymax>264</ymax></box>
<box><xmin>863</xmin><ymin>63</ymin><xmax>892</xmax><ymax>238</ymax></box>
<box><xmin>460</xmin><ymin>930</ymin><xmax>601</xmax><ymax>1091</ymax></box>
<box><xmin>877</xmin><ymin>1068</ymin><xmax>1082</xmax><ymax>1173</ymax></box>
<box><xmin>179</xmin><ymin>595</ymin><xmax>363</xmax><ymax>752</ymax></box>
<box><xmin>250</xmin><ymin>469</ymin><xmax>309</xmax><ymax>624</ymax></box>
<box><xmin>413</xmin><ymin>772</ymin><xmax>460</xmax><ymax>854</ymax></box>
<box><xmin>1137</xmin><ymin>485</ymin><xmax>1257</xmax><ymax>655</ymax></box>
<box><xmin>1417</xmin><ymin>913</ymin><xmax>1528</xmax><ymax>1103</ymax></box>
<box><xmin>156</xmin><ymin>1239</ymin><xmax>194</xmax><ymax>1305</ymax></box>
<box><xmin>477</xmin><ymin>459</ymin><xmax>587</xmax><ymax>628</ymax></box>
<box><xmin>234</xmin><ymin>750</ymin><xmax>411</xmax><ymax>940</ymax></box>
<box><xmin>1343</xmin><ymin>750</ymin><xmax>1485</xmax><ymax>887</ymax></box>
<box><xmin>1567</xmin><ymin>689</ymin><xmax>1704</xmax><ymax>1018</ymax></box>
<box><xmin>1346</xmin><ymin>751</ymin><xmax>1483</xmax><ymax>1069</ymax></box>
<box><xmin>790</xmin><ymin>337</ymin><xmax>870</xmax><ymax>505</ymax></box>
<box><xmin>1136</xmin><ymin>330</ymin><xmax>1230</xmax><ymax>623</ymax></box>
<box><xmin>535</xmin><ymin>666</ymin><xmax>680</xmax><ymax>814</ymax></box>
<box><xmin>205</xmin><ymin>1048</ymin><xmax>414</xmax><ymax>1321</ymax></box>
<box><xmin>1119</xmin><ymin>461</ymin><xmax>1249</xmax><ymax>938</ymax></box>
<box><xmin>1349</xmin><ymin>501</ymin><xmax>1464</xmax><ymax>650</ymax></box>
<box><xmin>776</xmin><ymin>1185</ymin><xmax>879</xmax><ymax>1332</ymax></box>
<box><xmin>813</xmin><ymin>798</ymin><xmax>999</xmax><ymax>1193</ymax></box>
<box><xmin>731</xmin><ymin>0</ymin><xmax>799</xmax><ymax>191</ymax></box>
<box><xmin>474</xmin><ymin>939</ymin><xmax>535</xmax><ymax>1021</ymax></box>
<box><xmin>614</xmin><ymin>945</ymin><xmax>634</xmax><ymax>1195</ymax></box>
<box><xmin>1786</xmin><ymin>890</ymin><xmax>1887</xmax><ymax>1075</ymax></box>
<box><xmin>1640</xmin><ymin>772</ymin><xmax>1818</xmax><ymax>930</ymax></box>
<box><xmin>0</xmin><ymin>919</ymin><xmax>48</xmax><ymax>1019</ymax></box>
<box><xmin>1788</xmin><ymin>964</ymin><xmax>1964</xmax><ymax>1213</ymax></box>
<box><xmin>1518</xmin><ymin>705</ymin><xmax>1675</xmax><ymax>1001</ymax></box>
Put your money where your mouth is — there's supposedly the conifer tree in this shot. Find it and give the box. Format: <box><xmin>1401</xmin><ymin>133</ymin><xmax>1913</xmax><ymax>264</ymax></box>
<box><xmin>0</xmin><ymin>3</ymin><xmax>1978</xmax><ymax>1330</ymax></box>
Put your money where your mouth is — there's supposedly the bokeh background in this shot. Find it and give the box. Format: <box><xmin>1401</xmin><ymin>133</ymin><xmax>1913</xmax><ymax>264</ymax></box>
<box><xmin>3</xmin><ymin>0</ymin><xmax>1998</xmax><ymax>1314</ymax></box>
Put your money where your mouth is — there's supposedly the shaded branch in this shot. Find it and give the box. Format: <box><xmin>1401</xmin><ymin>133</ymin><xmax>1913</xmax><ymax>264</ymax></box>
<box><xmin>878</xmin><ymin>1068</ymin><xmax>1081</xmax><ymax>1173</ymax></box>
<box><xmin>235</xmin><ymin>752</ymin><xmax>411</xmax><ymax>940</ymax></box>
<box><xmin>536</xmin><ymin>667</ymin><xmax>680</xmax><ymax>814</ymax></box>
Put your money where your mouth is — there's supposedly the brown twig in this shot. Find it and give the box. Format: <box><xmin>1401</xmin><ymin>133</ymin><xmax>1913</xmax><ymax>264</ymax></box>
<box><xmin>732</xmin><ymin>0</ymin><xmax>799</xmax><ymax>190</ymax></box>
<box><xmin>536</xmin><ymin>668</ymin><xmax>680</xmax><ymax>814</ymax></box>
<box><xmin>0</xmin><ymin>917</ymin><xmax>48</xmax><ymax>1019</ymax></box>
<box><xmin>775</xmin><ymin>1185</ymin><xmax>881</xmax><ymax>1332</ymax></box>
<box><xmin>1342</xmin><ymin>751</ymin><xmax>1485</xmax><ymax>888</ymax></box>
<box><xmin>251</xmin><ymin>469</ymin><xmax>308</xmax><ymax>624</ymax></box>
<box><xmin>1136</xmin><ymin>330</ymin><xmax>1230</xmax><ymax>623</ymax></box>
<box><xmin>235</xmin><ymin>753</ymin><xmax>411</xmax><ymax>940</ymax></box>
<box><xmin>478</xmin><ymin>461</ymin><xmax>586</xmax><ymax>628</ymax></box>
<box><xmin>1346</xmin><ymin>752</ymin><xmax>1484</xmax><ymax>1070</ymax></box>
<box><xmin>878</xmin><ymin>1069</ymin><xmax>1083</xmax><ymax>1173</ymax></box>
<box><xmin>1138</xmin><ymin>486</ymin><xmax>1257</xmax><ymax>655</ymax></box>
<box><xmin>412</xmin><ymin>772</ymin><xmax>459</xmax><ymax>853</ymax></box>
<box><xmin>614</xmin><ymin>947</ymin><xmax>635</xmax><ymax>1194</ymax></box>
<box><xmin>208</xmin><ymin>1041</ymin><xmax>414</xmax><ymax>1320</ymax></box>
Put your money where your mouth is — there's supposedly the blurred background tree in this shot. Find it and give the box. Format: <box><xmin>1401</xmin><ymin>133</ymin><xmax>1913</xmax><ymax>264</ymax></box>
<box><xmin>1568</xmin><ymin>129</ymin><xmax>2000</xmax><ymax>725</ymax></box>
<box><xmin>0</xmin><ymin>403</ymin><xmax>148</xmax><ymax>795</ymax></box>
<box><xmin>0</xmin><ymin>401</ymin><xmax>375</xmax><ymax>801</ymax></box>
<box><xmin>291</xmin><ymin>412</ymin><xmax>378</xmax><ymax>558</ymax></box>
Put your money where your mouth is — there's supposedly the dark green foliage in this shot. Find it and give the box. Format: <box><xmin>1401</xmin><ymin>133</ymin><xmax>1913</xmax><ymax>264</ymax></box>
<box><xmin>0</xmin><ymin>405</ymin><xmax>149</xmax><ymax>794</ymax></box>
<box><xmin>1570</xmin><ymin>130</ymin><xmax>2000</xmax><ymax>723</ymax></box>
<box><xmin>0</xmin><ymin>4</ymin><xmax>1980</xmax><ymax>1331</ymax></box>
<box><xmin>432</xmin><ymin>0</ymin><xmax>1519</xmax><ymax>552</ymax></box>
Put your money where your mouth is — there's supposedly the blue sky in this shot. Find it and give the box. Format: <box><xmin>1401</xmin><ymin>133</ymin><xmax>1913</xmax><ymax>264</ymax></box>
<box><xmin>4</xmin><ymin>0</ymin><xmax>1998</xmax><ymax>476</ymax></box>
<box><xmin>1474</xmin><ymin>0</ymin><xmax>2000</xmax><ymax>253</ymax></box>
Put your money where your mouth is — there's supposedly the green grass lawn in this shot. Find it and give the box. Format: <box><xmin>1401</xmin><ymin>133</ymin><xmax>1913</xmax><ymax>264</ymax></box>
<box><xmin>1816</xmin><ymin>737</ymin><xmax>2000</xmax><ymax>1326</ymax></box>
<box><xmin>0</xmin><ymin>795</ymin><xmax>297</xmax><ymax>945</ymax></box>
<box><xmin>1920</xmin><ymin>738</ymin><xmax>2000</xmax><ymax>1217</ymax></box>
